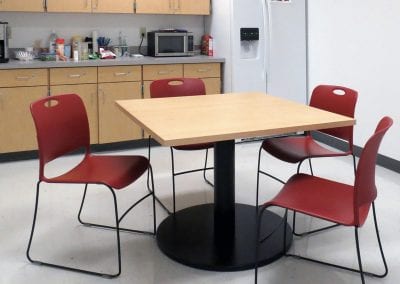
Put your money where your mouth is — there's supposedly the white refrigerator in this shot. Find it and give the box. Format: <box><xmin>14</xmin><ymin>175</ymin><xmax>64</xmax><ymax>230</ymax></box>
<box><xmin>206</xmin><ymin>0</ymin><xmax>308</xmax><ymax>104</ymax></box>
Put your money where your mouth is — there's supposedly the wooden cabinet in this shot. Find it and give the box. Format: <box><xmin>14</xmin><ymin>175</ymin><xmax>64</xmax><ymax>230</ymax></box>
<box><xmin>47</xmin><ymin>0</ymin><xmax>92</xmax><ymax>13</ymax></box>
<box><xmin>93</xmin><ymin>0</ymin><xmax>134</xmax><ymax>13</ymax></box>
<box><xmin>143</xmin><ymin>63</ymin><xmax>221</xmax><ymax>98</ymax></box>
<box><xmin>176</xmin><ymin>0</ymin><xmax>210</xmax><ymax>15</ymax></box>
<box><xmin>135</xmin><ymin>0</ymin><xmax>210</xmax><ymax>15</ymax></box>
<box><xmin>0</xmin><ymin>69</ymin><xmax>48</xmax><ymax>153</ymax></box>
<box><xmin>47</xmin><ymin>0</ymin><xmax>134</xmax><ymax>13</ymax></box>
<box><xmin>49</xmin><ymin>67</ymin><xmax>98</xmax><ymax>144</ymax></box>
<box><xmin>0</xmin><ymin>61</ymin><xmax>221</xmax><ymax>154</ymax></box>
<box><xmin>98</xmin><ymin>66</ymin><xmax>142</xmax><ymax>143</ymax></box>
<box><xmin>0</xmin><ymin>0</ymin><xmax>44</xmax><ymax>12</ymax></box>
<box><xmin>184</xmin><ymin>63</ymin><xmax>221</xmax><ymax>94</ymax></box>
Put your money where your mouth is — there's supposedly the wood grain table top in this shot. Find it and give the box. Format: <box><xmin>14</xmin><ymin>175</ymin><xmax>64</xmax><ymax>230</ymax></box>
<box><xmin>116</xmin><ymin>92</ymin><xmax>355</xmax><ymax>146</ymax></box>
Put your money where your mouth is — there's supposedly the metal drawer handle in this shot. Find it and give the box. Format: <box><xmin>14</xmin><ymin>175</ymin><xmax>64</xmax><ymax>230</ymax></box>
<box><xmin>158</xmin><ymin>70</ymin><xmax>171</xmax><ymax>75</ymax></box>
<box><xmin>16</xmin><ymin>75</ymin><xmax>35</xmax><ymax>81</ymax></box>
<box><xmin>114</xmin><ymin>72</ymin><xmax>131</xmax><ymax>77</ymax></box>
<box><xmin>197</xmin><ymin>68</ymin><xmax>211</xmax><ymax>73</ymax></box>
<box><xmin>68</xmin><ymin>73</ymin><xmax>85</xmax><ymax>78</ymax></box>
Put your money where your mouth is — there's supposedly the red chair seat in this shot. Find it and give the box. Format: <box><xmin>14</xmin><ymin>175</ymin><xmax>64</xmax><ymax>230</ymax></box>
<box><xmin>262</xmin><ymin>135</ymin><xmax>352</xmax><ymax>164</ymax></box>
<box><xmin>266</xmin><ymin>173</ymin><xmax>370</xmax><ymax>227</ymax></box>
<box><xmin>173</xmin><ymin>142</ymin><xmax>214</xmax><ymax>151</ymax></box>
<box><xmin>46</xmin><ymin>155</ymin><xmax>149</xmax><ymax>190</ymax></box>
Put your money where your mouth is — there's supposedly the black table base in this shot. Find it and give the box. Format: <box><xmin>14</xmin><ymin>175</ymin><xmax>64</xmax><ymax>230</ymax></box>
<box><xmin>157</xmin><ymin>203</ymin><xmax>293</xmax><ymax>271</ymax></box>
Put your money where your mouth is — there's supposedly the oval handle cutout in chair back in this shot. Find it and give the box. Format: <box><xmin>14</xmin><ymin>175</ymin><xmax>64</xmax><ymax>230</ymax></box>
<box><xmin>333</xmin><ymin>89</ymin><xmax>346</xmax><ymax>96</ymax></box>
<box><xmin>168</xmin><ymin>80</ymin><xmax>184</xmax><ymax>86</ymax></box>
<box><xmin>45</xmin><ymin>99</ymin><xmax>59</xmax><ymax>107</ymax></box>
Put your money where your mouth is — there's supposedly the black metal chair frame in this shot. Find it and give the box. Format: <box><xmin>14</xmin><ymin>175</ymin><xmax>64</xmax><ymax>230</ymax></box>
<box><xmin>26</xmin><ymin>166</ymin><xmax>157</xmax><ymax>278</ymax></box>
<box><xmin>147</xmin><ymin>136</ymin><xmax>213</xmax><ymax>215</ymax></box>
<box><xmin>256</xmin><ymin>136</ymin><xmax>357</xmax><ymax>237</ymax></box>
<box><xmin>255</xmin><ymin>204</ymin><xmax>388</xmax><ymax>284</ymax></box>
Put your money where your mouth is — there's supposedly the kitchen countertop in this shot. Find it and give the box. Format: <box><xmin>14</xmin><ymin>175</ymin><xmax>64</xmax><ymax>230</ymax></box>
<box><xmin>0</xmin><ymin>55</ymin><xmax>224</xmax><ymax>69</ymax></box>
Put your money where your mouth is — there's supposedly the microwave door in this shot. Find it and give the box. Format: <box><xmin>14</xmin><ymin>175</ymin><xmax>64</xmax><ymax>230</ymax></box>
<box><xmin>157</xmin><ymin>33</ymin><xmax>185</xmax><ymax>56</ymax></box>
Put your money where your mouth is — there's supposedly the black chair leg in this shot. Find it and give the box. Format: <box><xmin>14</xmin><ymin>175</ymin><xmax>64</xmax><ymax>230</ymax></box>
<box><xmin>256</xmin><ymin>146</ymin><xmax>263</xmax><ymax>207</ymax></box>
<box><xmin>203</xmin><ymin>148</ymin><xmax>214</xmax><ymax>187</ymax></box>
<box><xmin>27</xmin><ymin>181</ymin><xmax>122</xmax><ymax>278</ymax></box>
<box><xmin>171</xmin><ymin>147</ymin><xmax>177</xmax><ymax>214</ymax></box>
<box><xmin>78</xmin><ymin>183</ymin><xmax>156</xmax><ymax>236</ymax></box>
<box><xmin>354</xmin><ymin>227</ymin><xmax>366</xmax><ymax>284</ymax></box>
<box><xmin>287</xmin><ymin>205</ymin><xmax>388</xmax><ymax>281</ymax></box>
<box><xmin>26</xmin><ymin>181</ymin><xmax>41</xmax><ymax>265</ymax></box>
<box><xmin>146</xmin><ymin>136</ymin><xmax>172</xmax><ymax>215</ymax></box>
<box><xmin>371</xmin><ymin>202</ymin><xmax>388</xmax><ymax>277</ymax></box>
<box><xmin>256</xmin><ymin>145</ymin><xmax>286</xmax><ymax>207</ymax></box>
<box><xmin>254</xmin><ymin>205</ymin><xmax>268</xmax><ymax>284</ymax></box>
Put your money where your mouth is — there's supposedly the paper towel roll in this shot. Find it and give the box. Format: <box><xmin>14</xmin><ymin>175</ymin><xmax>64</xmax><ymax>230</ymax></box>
<box><xmin>92</xmin><ymin>30</ymin><xmax>98</xmax><ymax>53</ymax></box>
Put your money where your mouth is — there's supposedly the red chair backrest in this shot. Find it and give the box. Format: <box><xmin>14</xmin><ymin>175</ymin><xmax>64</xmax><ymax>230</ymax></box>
<box><xmin>310</xmin><ymin>85</ymin><xmax>358</xmax><ymax>149</ymax></box>
<box><xmin>150</xmin><ymin>78</ymin><xmax>206</xmax><ymax>98</ymax></box>
<box><xmin>30</xmin><ymin>94</ymin><xmax>90</xmax><ymax>179</ymax></box>
<box><xmin>353</xmin><ymin>116</ymin><xmax>393</xmax><ymax>226</ymax></box>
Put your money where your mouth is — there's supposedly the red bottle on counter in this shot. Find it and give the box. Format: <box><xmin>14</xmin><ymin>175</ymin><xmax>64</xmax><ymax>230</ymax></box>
<box><xmin>201</xmin><ymin>34</ymin><xmax>213</xmax><ymax>56</ymax></box>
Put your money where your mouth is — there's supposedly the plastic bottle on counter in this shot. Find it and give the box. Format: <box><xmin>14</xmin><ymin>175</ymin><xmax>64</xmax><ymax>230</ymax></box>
<box><xmin>71</xmin><ymin>35</ymin><xmax>82</xmax><ymax>60</ymax></box>
<box><xmin>49</xmin><ymin>30</ymin><xmax>58</xmax><ymax>54</ymax></box>
<box><xmin>92</xmin><ymin>30</ymin><xmax>98</xmax><ymax>54</ymax></box>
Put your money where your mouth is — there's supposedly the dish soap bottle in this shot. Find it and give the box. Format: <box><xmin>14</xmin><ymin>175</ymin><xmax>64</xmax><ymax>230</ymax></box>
<box><xmin>49</xmin><ymin>30</ymin><xmax>58</xmax><ymax>54</ymax></box>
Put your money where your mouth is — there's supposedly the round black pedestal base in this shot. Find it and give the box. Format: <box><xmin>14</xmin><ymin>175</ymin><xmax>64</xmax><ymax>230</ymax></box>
<box><xmin>156</xmin><ymin>203</ymin><xmax>292</xmax><ymax>271</ymax></box>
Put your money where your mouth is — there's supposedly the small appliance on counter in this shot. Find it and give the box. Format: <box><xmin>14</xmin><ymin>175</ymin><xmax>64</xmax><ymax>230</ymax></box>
<box><xmin>0</xmin><ymin>21</ymin><xmax>9</xmax><ymax>63</ymax></box>
<box><xmin>147</xmin><ymin>29</ymin><xmax>194</xmax><ymax>57</ymax></box>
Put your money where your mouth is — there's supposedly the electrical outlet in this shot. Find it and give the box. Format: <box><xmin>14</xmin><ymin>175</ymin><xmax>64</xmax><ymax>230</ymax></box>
<box><xmin>139</xmin><ymin>27</ymin><xmax>146</xmax><ymax>39</ymax></box>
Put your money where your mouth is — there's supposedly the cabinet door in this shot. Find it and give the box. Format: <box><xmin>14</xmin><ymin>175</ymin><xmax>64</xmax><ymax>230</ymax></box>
<box><xmin>50</xmin><ymin>84</ymin><xmax>99</xmax><ymax>144</ymax></box>
<box><xmin>135</xmin><ymin>0</ymin><xmax>171</xmax><ymax>14</ymax></box>
<box><xmin>98</xmin><ymin>82</ymin><xmax>142</xmax><ymax>143</ymax></box>
<box><xmin>47</xmin><ymin>0</ymin><xmax>92</xmax><ymax>13</ymax></box>
<box><xmin>0</xmin><ymin>0</ymin><xmax>44</xmax><ymax>12</ymax></box>
<box><xmin>175</xmin><ymin>0</ymin><xmax>210</xmax><ymax>15</ymax></box>
<box><xmin>0</xmin><ymin>86</ymin><xmax>47</xmax><ymax>153</ymax></box>
<box><xmin>202</xmin><ymin>78</ymin><xmax>221</xmax><ymax>95</ymax></box>
<box><xmin>93</xmin><ymin>0</ymin><xmax>134</xmax><ymax>13</ymax></box>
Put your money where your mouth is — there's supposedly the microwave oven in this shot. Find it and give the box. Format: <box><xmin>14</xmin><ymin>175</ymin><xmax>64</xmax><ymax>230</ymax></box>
<box><xmin>147</xmin><ymin>30</ymin><xmax>194</xmax><ymax>57</ymax></box>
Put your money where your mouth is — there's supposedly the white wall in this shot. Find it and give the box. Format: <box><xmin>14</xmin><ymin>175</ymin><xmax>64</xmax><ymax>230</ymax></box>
<box><xmin>0</xmin><ymin>12</ymin><xmax>205</xmax><ymax>48</ymax></box>
<box><xmin>308</xmin><ymin>0</ymin><xmax>400</xmax><ymax>160</ymax></box>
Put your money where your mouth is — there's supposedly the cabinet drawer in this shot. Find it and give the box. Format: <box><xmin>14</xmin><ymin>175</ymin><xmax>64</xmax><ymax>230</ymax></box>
<box><xmin>184</xmin><ymin>63</ymin><xmax>220</xmax><ymax>78</ymax></box>
<box><xmin>50</xmin><ymin>67</ymin><xmax>97</xmax><ymax>85</ymax></box>
<box><xmin>98</xmin><ymin>66</ymin><xmax>141</xmax><ymax>83</ymax></box>
<box><xmin>0</xmin><ymin>69</ymin><xmax>48</xmax><ymax>87</ymax></box>
<box><xmin>143</xmin><ymin>64</ymin><xmax>183</xmax><ymax>80</ymax></box>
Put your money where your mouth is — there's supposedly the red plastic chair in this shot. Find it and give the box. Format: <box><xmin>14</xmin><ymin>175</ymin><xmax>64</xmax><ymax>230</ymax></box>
<box><xmin>255</xmin><ymin>117</ymin><xmax>392</xmax><ymax>284</ymax></box>
<box><xmin>149</xmin><ymin>78</ymin><xmax>213</xmax><ymax>214</ymax></box>
<box><xmin>256</xmin><ymin>85</ymin><xmax>358</xmax><ymax>236</ymax></box>
<box><xmin>26</xmin><ymin>94</ymin><xmax>156</xmax><ymax>278</ymax></box>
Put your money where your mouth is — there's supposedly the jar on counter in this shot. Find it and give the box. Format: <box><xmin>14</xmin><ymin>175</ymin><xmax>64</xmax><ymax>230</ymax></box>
<box><xmin>71</xmin><ymin>35</ymin><xmax>82</xmax><ymax>60</ymax></box>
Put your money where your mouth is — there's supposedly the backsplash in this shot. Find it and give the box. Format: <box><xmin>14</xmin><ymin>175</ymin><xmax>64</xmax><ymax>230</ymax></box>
<box><xmin>0</xmin><ymin>12</ymin><xmax>205</xmax><ymax>49</ymax></box>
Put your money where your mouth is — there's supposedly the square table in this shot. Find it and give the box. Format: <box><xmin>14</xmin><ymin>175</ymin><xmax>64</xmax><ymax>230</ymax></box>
<box><xmin>116</xmin><ymin>92</ymin><xmax>355</xmax><ymax>271</ymax></box>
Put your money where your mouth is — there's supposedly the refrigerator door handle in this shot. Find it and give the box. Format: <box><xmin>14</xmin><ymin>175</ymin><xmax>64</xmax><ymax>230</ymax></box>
<box><xmin>261</xmin><ymin>0</ymin><xmax>272</xmax><ymax>89</ymax></box>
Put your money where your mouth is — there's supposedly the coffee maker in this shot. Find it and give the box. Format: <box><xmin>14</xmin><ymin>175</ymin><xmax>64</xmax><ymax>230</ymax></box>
<box><xmin>0</xmin><ymin>22</ymin><xmax>9</xmax><ymax>63</ymax></box>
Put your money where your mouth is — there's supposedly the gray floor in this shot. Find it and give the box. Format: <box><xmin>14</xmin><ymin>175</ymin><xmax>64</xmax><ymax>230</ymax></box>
<box><xmin>1</xmin><ymin>141</ymin><xmax>399</xmax><ymax>284</ymax></box>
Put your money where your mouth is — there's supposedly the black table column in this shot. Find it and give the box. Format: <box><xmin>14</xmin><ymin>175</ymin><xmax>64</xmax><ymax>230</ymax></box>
<box><xmin>156</xmin><ymin>140</ymin><xmax>293</xmax><ymax>271</ymax></box>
